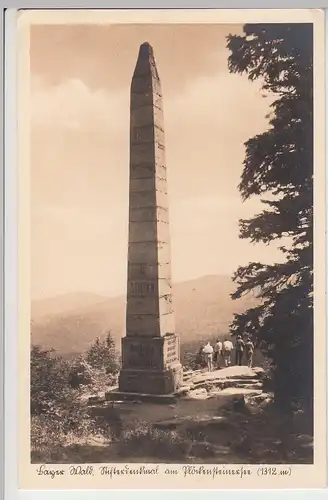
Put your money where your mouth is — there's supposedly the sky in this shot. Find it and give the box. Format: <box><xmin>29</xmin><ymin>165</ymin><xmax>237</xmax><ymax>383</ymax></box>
<box><xmin>30</xmin><ymin>23</ymin><xmax>283</xmax><ymax>300</ymax></box>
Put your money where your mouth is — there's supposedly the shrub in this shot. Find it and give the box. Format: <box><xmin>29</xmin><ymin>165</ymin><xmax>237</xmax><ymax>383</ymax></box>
<box><xmin>183</xmin><ymin>347</ymin><xmax>207</xmax><ymax>371</ymax></box>
<box><xmin>30</xmin><ymin>345</ymin><xmax>70</xmax><ymax>415</ymax></box>
<box><xmin>31</xmin><ymin>415</ymin><xmax>68</xmax><ymax>463</ymax></box>
<box><xmin>30</xmin><ymin>344</ymin><xmax>105</xmax><ymax>462</ymax></box>
<box><xmin>68</xmin><ymin>355</ymin><xmax>94</xmax><ymax>388</ymax></box>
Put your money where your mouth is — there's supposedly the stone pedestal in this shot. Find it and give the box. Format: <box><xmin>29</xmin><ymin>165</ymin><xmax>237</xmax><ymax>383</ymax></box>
<box><xmin>119</xmin><ymin>42</ymin><xmax>183</xmax><ymax>396</ymax></box>
<box><xmin>119</xmin><ymin>366</ymin><xmax>183</xmax><ymax>395</ymax></box>
<box><xmin>119</xmin><ymin>333</ymin><xmax>182</xmax><ymax>394</ymax></box>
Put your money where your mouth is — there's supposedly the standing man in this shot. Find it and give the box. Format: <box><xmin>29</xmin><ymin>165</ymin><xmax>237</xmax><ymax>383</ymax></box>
<box><xmin>222</xmin><ymin>338</ymin><xmax>234</xmax><ymax>367</ymax></box>
<box><xmin>214</xmin><ymin>338</ymin><xmax>223</xmax><ymax>368</ymax></box>
<box><xmin>202</xmin><ymin>341</ymin><xmax>214</xmax><ymax>372</ymax></box>
<box><xmin>235</xmin><ymin>334</ymin><xmax>245</xmax><ymax>366</ymax></box>
<box><xmin>245</xmin><ymin>336</ymin><xmax>255</xmax><ymax>368</ymax></box>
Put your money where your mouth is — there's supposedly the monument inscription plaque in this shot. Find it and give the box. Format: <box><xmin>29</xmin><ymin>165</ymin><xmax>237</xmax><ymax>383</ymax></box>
<box><xmin>118</xmin><ymin>42</ymin><xmax>183</xmax><ymax>395</ymax></box>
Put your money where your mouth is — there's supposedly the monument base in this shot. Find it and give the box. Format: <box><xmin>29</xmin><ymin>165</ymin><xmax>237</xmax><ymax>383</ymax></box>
<box><xmin>118</xmin><ymin>363</ymin><xmax>183</xmax><ymax>395</ymax></box>
<box><xmin>105</xmin><ymin>390</ymin><xmax>177</xmax><ymax>405</ymax></box>
<box><xmin>119</xmin><ymin>333</ymin><xmax>183</xmax><ymax>395</ymax></box>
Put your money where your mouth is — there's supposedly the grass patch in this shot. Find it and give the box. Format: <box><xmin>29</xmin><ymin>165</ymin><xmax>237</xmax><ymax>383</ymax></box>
<box><xmin>117</xmin><ymin>422</ymin><xmax>193</xmax><ymax>460</ymax></box>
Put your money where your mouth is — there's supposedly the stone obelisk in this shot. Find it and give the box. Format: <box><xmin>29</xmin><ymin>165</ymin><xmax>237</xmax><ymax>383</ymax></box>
<box><xmin>118</xmin><ymin>42</ymin><xmax>183</xmax><ymax>396</ymax></box>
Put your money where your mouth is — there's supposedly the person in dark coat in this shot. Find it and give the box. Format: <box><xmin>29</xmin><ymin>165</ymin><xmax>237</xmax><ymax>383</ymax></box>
<box><xmin>235</xmin><ymin>335</ymin><xmax>245</xmax><ymax>366</ymax></box>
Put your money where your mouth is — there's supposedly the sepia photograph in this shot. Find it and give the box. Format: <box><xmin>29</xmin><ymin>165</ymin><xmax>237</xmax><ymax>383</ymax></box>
<box><xmin>15</xmin><ymin>8</ymin><xmax>326</xmax><ymax>489</ymax></box>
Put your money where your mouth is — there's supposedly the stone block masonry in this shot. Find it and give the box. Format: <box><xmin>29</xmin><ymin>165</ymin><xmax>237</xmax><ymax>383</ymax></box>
<box><xmin>118</xmin><ymin>42</ymin><xmax>183</xmax><ymax>395</ymax></box>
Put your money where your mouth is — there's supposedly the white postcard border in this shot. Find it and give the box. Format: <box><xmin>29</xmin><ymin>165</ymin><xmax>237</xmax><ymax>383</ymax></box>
<box><xmin>2</xmin><ymin>4</ymin><xmax>328</xmax><ymax>498</ymax></box>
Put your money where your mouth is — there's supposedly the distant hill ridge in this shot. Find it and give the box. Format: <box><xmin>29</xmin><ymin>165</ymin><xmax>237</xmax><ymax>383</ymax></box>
<box><xmin>31</xmin><ymin>274</ymin><xmax>258</xmax><ymax>356</ymax></box>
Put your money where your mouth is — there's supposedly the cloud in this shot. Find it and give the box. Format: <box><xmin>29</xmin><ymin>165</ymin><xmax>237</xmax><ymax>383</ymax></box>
<box><xmin>164</xmin><ymin>71</ymin><xmax>273</xmax><ymax>201</ymax></box>
<box><xmin>31</xmin><ymin>75</ymin><xmax>128</xmax><ymax>132</ymax></box>
<box><xmin>29</xmin><ymin>25</ymin><xmax>281</xmax><ymax>298</ymax></box>
<box><xmin>166</xmin><ymin>71</ymin><xmax>271</xmax><ymax>135</ymax></box>
<box><xmin>30</xmin><ymin>23</ymin><xmax>243</xmax><ymax>94</ymax></box>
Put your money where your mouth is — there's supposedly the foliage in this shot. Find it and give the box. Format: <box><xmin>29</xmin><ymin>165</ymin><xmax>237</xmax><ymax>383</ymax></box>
<box><xmin>30</xmin><ymin>345</ymin><xmax>71</xmax><ymax>415</ymax></box>
<box><xmin>30</xmin><ymin>345</ymin><xmax>106</xmax><ymax>462</ymax></box>
<box><xmin>68</xmin><ymin>355</ymin><xmax>94</xmax><ymax>388</ymax></box>
<box><xmin>227</xmin><ymin>24</ymin><xmax>313</xmax><ymax>413</ymax></box>
<box><xmin>183</xmin><ymin>346</ymin><xmax>207</xmax><ymax>370</ymax></box>
<box><xmin>31</xmin><ymin>415</ymin><xmax>69</xmax><ymax>463</ymax></box>
<box><xmin>118</xmin><ymin>422</ymin><xmax>193</xmax><ymax>460</ymax></box>
<box><xmin>85</xmin><ymin>332</ymin><xmax>120</xmax><ymax>374</ymax></box>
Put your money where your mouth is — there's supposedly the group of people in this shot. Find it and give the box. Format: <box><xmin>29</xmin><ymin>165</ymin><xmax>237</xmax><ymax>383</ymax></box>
<box><xmin>201</xmin><ymin>335</ymin><xmax>254</xmax><ymax>372</ymax></box>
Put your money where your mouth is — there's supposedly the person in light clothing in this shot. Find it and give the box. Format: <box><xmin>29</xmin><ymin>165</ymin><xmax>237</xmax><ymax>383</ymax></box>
<box><xmin>202</xmin><ymin>341</ymin><xmax>214</xmax><ymax>372</ymax></box>
<box><xmin>214</xmin><ymin>339</ymin><xmax>223</xmax><ymax>368</ymax></box>
<box><xmin>222</xmin><ymin>338</ymin><xmax>234</xmax><ymax>367</ymax></box>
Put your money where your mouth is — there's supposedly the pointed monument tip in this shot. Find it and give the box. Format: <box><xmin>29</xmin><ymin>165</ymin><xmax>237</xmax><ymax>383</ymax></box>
<box><xmin>141</xmin><ymin>41</ymin><xmax>152</xmax><ymax>48</ymax></box>
<box><xmin>139</xmin><ymin>41</ymin><xmax>154</xmax><ymax>58</ymax></box>
<box><xmin>132</xmin><ymin>41</ymin><xmax>159</xmax><ymax>81</ymax></box>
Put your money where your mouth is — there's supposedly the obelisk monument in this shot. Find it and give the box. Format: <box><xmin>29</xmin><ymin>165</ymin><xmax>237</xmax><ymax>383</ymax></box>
<box><xmin>118</xmin><ymin>42</ymin><xmax>183</xmax><ymax>395</ymax></box>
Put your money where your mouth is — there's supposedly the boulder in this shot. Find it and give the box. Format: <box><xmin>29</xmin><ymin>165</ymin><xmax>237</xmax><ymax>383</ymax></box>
<box><xmin>247</xmin><ymin>392</ymin><xmax>273</xmax><ymax>410</ymax></box>
<box><xmin>252</xmin><ymin>367</ymin><xmax>265</xmax><ymax>377</ymax></box>
<box><xmin>185</xmin><ymin>388</ymin><xmax>210</xmax><ymax>400</ymax></box>
<box><xmin>175</xmin><ymin>385</ymin><xmax>192</xmax><ymax>396</ymax></box>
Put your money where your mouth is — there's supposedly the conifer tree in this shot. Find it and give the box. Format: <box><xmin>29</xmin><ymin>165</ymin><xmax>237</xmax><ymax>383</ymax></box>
<box><xmin>227</xmin><ymin>24</ymin><xmax>313</xmax><ymax>414</ymax></box>
<box><xmin>86</xmin><ymin>332</ymin><xmax>119</xmax><ymax>374</ymax></box>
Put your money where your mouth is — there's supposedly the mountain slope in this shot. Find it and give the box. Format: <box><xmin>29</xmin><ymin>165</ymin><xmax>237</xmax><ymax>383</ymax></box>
<box><xmin>31</xmin><ymin>275</ymin><xmax>258</xmax><ymax>356</ymax></box>
<box><xmin>31</xmin><ymin>292</ymin><xmax>107</xmax><ymax>319</ymax></box>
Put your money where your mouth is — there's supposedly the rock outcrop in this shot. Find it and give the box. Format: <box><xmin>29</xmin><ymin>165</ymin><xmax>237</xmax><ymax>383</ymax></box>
<box><xmin>179</xmin><ymin>365</ymin><xmax>267</xmax><ymax>401</ymax></box>
<box><xmin>85</xmin><ymin>365</ymin><xmax>313</xmax><ymax>464</ymax></box>
<box><xmin>91</xmin><ymin>365</ymin><xmax>269</xmax><ymax>405</ymax></box>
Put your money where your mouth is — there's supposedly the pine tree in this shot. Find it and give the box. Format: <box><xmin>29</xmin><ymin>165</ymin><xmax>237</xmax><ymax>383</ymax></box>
<box><xmin>86</xmin><ymin>336</ymin><xmax>105</xmax><ymax>370</ymax></box>
<box><xmin>227</xmin><ymin>24</ymin><xmax>313</xmax><ymax>415</ymax></box>
<box><xmin>106</xmin><ymin>331</ymin><xmax>116</xmax><ymax>351</ymax></box>
<box><xmin>86</xmin><ymin>332</ymin><xmax>119</xmax><ymax>374</ymax></box>
<box><xmin>105</xmin><ymin>331</ymin><xmax>120</xmax><ymax>375</ymax></box>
